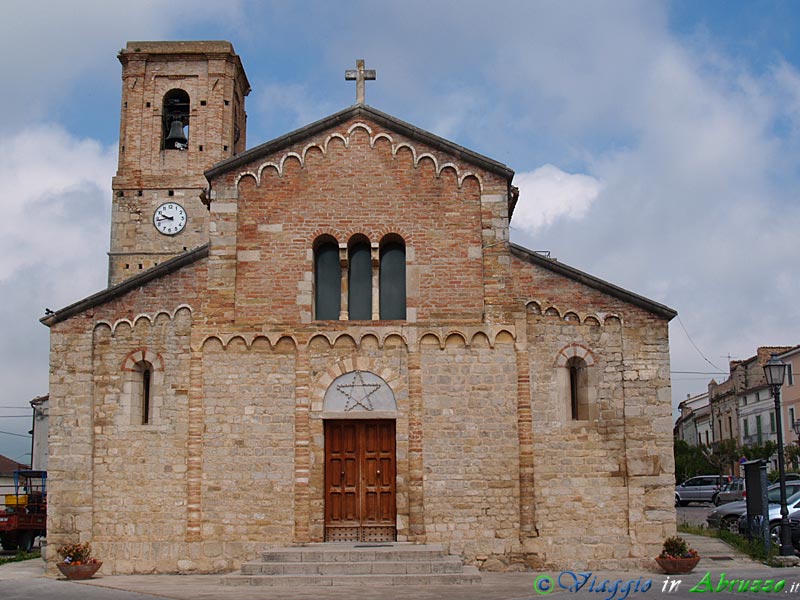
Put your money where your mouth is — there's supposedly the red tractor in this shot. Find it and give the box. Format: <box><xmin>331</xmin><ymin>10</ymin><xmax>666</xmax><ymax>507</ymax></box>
<box><xmin>0</xmin><ymin>470</ymin><xmax>46</xmax><ymax>552</ymax></box>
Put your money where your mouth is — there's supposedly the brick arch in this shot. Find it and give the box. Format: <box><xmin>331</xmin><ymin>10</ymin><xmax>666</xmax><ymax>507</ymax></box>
<box><xmin>525</xmin><ymin>301</ymin><xmax>542</xmax><ymax>315</ymax></box>
<box><xmin>121</xmin><ymin>348</ymin><xmax>165</xmax><ymax>372</ymax></box>
<box><xmin>310</xmin><ymin>356</ymin><xmax>407</xmax><ymax>407</ymax></box>
<box><xmin>419</xmin><ymin>331</ymin><xmax>443</xmax><ymax>349</ymax></box>
<box><xmin>553</xmin><ymin>343</ymin><xmax>595</xmax><ymax>368</ymax></box>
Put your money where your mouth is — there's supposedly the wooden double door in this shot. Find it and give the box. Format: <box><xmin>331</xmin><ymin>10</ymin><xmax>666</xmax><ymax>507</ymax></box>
<box><xmin>324</xmin><ymin>420</ymin><xmax>396</xmax><ymax>542</ymax></box>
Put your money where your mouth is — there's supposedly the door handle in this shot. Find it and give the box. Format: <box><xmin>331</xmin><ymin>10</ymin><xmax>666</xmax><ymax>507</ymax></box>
<box><xmin>376</xmin><ymin>470</ymin><xmax>381</xmax><ymax>476</ymax></box>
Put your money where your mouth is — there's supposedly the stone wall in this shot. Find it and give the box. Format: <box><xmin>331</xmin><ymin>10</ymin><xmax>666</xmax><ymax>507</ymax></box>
<box><xmin>420</xmin><ymin>332</ymin><xmax>520</xmax><ymax>559</ymax></box>
<box><xmin>511</xmin><ymin>256</ymin><xmax>676</xmax><ymax>569</ymax></box>
<box><xmin>200</xmin><ymin>337</ymin><xmax>296</xmax><ymax>545</ymax></box>
<box><xmin>46</xmin><ymin>99</ymin><xmax>676</xmax><ymax>575</ymax></box>
<box><xmin>90</xmin><ymin>309</ymin><xmax>192</xmax><ymax>568</ymax></box>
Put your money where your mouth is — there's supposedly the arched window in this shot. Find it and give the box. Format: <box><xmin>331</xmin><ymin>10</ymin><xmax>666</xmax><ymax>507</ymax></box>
<box><xmin>162</xmin><ymin>89</ymin><xmax>190</xmax><ymax>150</ymax></box>
<box><xmin>140</xmin><ymin>362</ymin><xmax>152</xmax><ymax>424</ymax></box>
<box><xmin>567</xmin><ymin>356</ymin><xmax>589</xmax><ymax>420</ymax></box>
<box><xmin>314</xmin><ymin>237</ymin><xmax>341</xmax><ymax>320</ymax></box>
<box><xmin>348</xmin><ymin>237</ymin><xmax>372</xmax><ymax>320</ymax></box>
<box><xmin>379</xmin><ymin>237</ymin><xmax>406</xmax><ymax>320</ymax></box>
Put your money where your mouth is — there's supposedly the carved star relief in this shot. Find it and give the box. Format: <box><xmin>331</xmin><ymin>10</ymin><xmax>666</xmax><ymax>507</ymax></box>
<box><xmin>336</xmin><ymin>370</ymin><xmax>381</xmax><ymax>412</ymax></box>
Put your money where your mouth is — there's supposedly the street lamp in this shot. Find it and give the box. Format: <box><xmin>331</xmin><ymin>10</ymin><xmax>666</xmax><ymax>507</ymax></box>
<box><xmin>764</xmin><ymin>354</ymin><xmax>791</xmax><ymax>556</ymax></box>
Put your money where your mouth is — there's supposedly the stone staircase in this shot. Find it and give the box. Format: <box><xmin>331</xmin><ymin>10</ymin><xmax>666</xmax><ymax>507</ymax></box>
<box><xmin>221</xmin><ymin>543</ymin><xmax>482</xmax><ymax>587</ymax></box>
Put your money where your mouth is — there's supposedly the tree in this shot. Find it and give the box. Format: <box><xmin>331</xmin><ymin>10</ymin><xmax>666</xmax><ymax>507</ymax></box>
<box><xmin>674</xmin><ymin>440</ymin><xmax>715</xmax><ymax>483</ymax></box>
<box><xmin>703</xmin><ymin>439</ymin><xmax>740</xmax><ymax>477</ymax></box>
<box><xmin>785</xmin><ymin>444</ymin><xmax>800</xmax><ymax>471</ymax></box>
<box><xmin>741</xmin><ymin>441</ymin><xmax>778</xmax><ymax>462</ymax></box>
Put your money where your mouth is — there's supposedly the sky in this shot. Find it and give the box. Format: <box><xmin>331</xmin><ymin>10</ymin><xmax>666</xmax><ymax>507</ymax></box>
<box><xmin>1</xmin><ymin>0</ymin><xmax>800</xmax><ymax>461</ymax></box>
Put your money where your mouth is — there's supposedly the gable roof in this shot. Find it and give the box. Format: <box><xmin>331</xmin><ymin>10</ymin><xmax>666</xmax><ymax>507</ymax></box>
<box><xmin>205</xmin><ymin>104</ymin><xmax>515</xmax><ymax>185</ymax></box>
<box><xmin>510</xmin><ymin>243</ymin><xmax>677</xmax><ymax>320</ymax></box>
<box><xmin>40</xmin><ymin>245</ymin><xmax>209</xmax><ymax>328</ymax></box>
<box><xmin>0</xmin><ymin>454</ymin><xmax>28</xmax><ymax>476</ymax></box>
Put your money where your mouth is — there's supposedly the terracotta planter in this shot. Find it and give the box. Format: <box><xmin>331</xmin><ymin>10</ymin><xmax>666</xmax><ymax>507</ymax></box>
<box><xmin>56</xmin><ymin>561</ymin><xmax>102</xmax><ymax>580</ymax></box>
<box><xmin>655</xmin><ymin>556</ymin><xmax>700</xmax><ymax>574</ymax></box>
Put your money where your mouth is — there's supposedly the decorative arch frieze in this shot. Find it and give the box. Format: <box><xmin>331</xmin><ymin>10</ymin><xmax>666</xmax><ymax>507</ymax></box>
<box><xmin>94</xmin><ymin>304</ymin><xmax>193</xmax><ymax>335</ymax></box>
<box><xmin>232</xmin><ymin>122</ymin><xmax>484</xmax><ymax>191</ymax></box>
<box><xmin>197</xmin><ymin>333</ymin><xmax>299</xmax><ymax>352</ymax></box>
<box><xmin>525</xmin><ymin>300</ymin><xmax>620</xmax><ymax>326</ymax></box>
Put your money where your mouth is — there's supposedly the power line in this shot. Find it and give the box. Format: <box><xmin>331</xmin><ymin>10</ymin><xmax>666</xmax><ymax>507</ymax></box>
<box><xmin>0</xmin><ymin>415</ymin><xmax>32</xmax><ymax>418</ymax></box>
<box><xmin>676</xmin><ymin>315</ymin><xmax>723</xmax><ymax>372</ymax></box>
<box><xmin>0</xmin><ymin>430</ymin><xmax>31</xmax><ymax>438</ymax></box>
<box><xmin>671</xmin><ymin>370</ymin><xmax>727</xmax><ymax>375</ymax></box>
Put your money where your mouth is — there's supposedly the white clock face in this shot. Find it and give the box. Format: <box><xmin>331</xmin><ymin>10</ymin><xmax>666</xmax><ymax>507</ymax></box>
<box><xmin>153</xmin><ymin>202</ymin><xmax>187</xmax><ymax>235</ymax></box>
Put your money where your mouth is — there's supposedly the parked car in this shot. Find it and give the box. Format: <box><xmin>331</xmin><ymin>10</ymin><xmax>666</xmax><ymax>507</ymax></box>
<box><xmin>788</xmin><ymin>515</ymin><xmax>800</xmax><ymax>549</ymax></box>
<box><xmin>715</xmin><ymin>478</ymin><xmax>746</xmax><ymax>505</ymax></box>
<box><xmin>707</xmin><ymin>481</ymin><xmax>800</xmax><ymax>531</ymax></box>
<box><xmin>737</xmin><ymin>489</ymin><xmax>800</xmax><ymax>545</ymax></box>
<box><xmin>675</xmin><ymin>475</ymin><xmax>730</xmax><ymax>506</ymax></box>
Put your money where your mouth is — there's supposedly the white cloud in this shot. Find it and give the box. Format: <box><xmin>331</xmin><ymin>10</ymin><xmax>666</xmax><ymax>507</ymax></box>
<box><xmin>0</xmin><ymin>1</ymin><xmax>245</xmax><ymax>130</ymax></box>
<box><xmin>512</xmin><ymin>165</ymin><xmax>603</xmax><ymax>234</ymax></box>
<box><xmin>0</xmin><ymin>125</ymin><xmax>116</xmax><ymax>458</ymax></box>
<box><xmin>0</xmin><ymin>126</ymin><xmax>115</xmax><ymax>282</ymax></box>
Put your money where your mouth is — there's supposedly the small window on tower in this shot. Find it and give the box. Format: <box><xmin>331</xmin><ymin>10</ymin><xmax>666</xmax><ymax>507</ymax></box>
<box><xmin>162</xmin><ymin>89</ymin><xmax>190</xmax><ymax>150</ymax></box>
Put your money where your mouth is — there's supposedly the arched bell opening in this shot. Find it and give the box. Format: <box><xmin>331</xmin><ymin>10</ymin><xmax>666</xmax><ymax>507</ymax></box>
<box><xmin>162</xmin><ymin>89</ymin><xmax>190</xmax><ymax>150</ymax></box>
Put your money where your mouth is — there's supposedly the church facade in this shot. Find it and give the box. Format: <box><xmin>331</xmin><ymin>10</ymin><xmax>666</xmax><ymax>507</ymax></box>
<box><xmin>42</xmin><ymin>41</ymin><xmax>677</xmax><ymax>574</ymax></box>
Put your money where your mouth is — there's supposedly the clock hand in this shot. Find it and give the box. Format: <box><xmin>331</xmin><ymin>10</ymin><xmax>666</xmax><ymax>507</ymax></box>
<box><xmin>156</xmin><ymin>215</ymin><xmax>175</xmax><ymax>221</ymax></box>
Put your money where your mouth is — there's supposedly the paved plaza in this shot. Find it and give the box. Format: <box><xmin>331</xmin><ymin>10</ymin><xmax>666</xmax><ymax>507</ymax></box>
<box><xmin>2</xmin><ymin>535</ymin><xmax>800</xmax><ymax>600</ymax></box>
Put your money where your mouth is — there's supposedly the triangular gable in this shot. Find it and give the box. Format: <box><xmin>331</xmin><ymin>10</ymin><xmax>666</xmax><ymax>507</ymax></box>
<box><xmin>510</xmin><ymin>243</ymin><xmax>677</xmax><ymax>320</ymax></box>
<box><xmin>205</xmin><ymin>104</ymin><xmax>517</xmax><ymax>212</ymax></box>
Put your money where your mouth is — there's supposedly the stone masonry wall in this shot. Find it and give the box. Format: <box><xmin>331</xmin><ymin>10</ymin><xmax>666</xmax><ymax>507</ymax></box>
<box><xmin>420</xmin><ymin>332</ymin><xmax>520</xmax><ymax>559</ymax></box>
<box><xmin>200</xmin><ymin>336</ymin><xmax>296</xmax><ymax>545</ymax></box>
<box><xmin>511</xmin><ymin>256</ymin><xmax>676</xmax><ymax>569</ymax></box>
<box><xmin>89</xmin><ymin>309</ymin><xmax>192</xmax><ymax>572</ymax></box>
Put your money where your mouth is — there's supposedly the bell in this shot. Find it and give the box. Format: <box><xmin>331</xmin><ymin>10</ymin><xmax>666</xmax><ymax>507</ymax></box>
<box><xmin>165</xmin><ymin>120</ymin><xmax>187</xmax><ymax>146</ymax></box>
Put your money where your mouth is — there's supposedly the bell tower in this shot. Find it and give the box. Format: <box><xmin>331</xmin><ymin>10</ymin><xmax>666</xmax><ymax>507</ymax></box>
<box><xmin>109</xmin><ymin>41</ymin><xmax>250</xmax><ymax>285</ymax></box>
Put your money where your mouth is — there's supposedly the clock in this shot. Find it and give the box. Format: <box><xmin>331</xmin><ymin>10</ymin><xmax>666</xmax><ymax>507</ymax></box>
<box><xmin>153</xmin><ymin>202</ymin><xmax>187</xmax><ymax>235</ymax></box>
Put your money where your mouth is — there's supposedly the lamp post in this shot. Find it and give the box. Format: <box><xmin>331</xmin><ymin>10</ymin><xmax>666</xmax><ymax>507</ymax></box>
<box><xmin>764</xmin><ymin>354</ymin><xmax>791</xmax><ymax>556</ymax></box>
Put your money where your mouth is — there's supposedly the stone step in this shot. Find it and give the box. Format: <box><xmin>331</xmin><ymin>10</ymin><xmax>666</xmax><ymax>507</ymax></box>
<box><xmin>241</xmin><ymin>556</ymin><xmax>465</xmax><ymax>575</ymax></box>
<box><xmin>221</xmin><ymin>544</ymin><xmax>481</xmax><ymax>586</ymax></box>
<box><xmin>261</xmin><ymin>544</ymin><xmax>449</xmax><ymax>563</ymax></box>
<box><xmin>222</xmin><ymin>567</ymin><xmax>482</xmax><ymax>587</ymax></box>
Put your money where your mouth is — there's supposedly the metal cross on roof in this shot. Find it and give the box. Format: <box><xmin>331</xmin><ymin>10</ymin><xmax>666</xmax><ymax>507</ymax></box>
<box><xmin>345</xmin><ymin>59</ymin><xmax>376</xmax><ymax>105</ymax></box>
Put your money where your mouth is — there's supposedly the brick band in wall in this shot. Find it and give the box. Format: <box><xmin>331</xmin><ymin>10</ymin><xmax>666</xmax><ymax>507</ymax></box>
<box><xmin>516</xmin><ymin>346</ymin><xmax>537</xmax><ymax>538</ymax></box>
<box><xmin>293</xmin><ymin>345</ymin><xmax>311</xmax><ymax>542</ymax></box>
<box><xmin>407</xmin><ymin>350</ymin><xmax>426</xmax><ymax>540</ymax></box>
<box><xmin>186</xmin><ymin>346</ymin><xmax>204</xmax><ymax>541</ymax></box>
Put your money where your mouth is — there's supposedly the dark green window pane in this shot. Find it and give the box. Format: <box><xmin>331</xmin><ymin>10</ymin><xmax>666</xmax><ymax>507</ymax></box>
<box><xmin>349</xmin><ymin>242</ymin><xmax>372</xmax><ymax>320</ymax></box>
<box><xmin>315</xmin><ymin>243</ymin><xmax>341</xmax><ymax>320</ymax></box>
<box><xmin>380</xmin><ymin>242</ymin><xmax>406</xmax><ymax>320</ymax></box>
